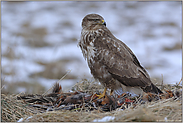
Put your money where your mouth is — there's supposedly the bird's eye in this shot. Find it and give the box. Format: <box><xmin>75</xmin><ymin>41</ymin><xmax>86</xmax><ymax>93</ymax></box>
<box><xmin>88</xmin><ymin>19</ymin><xmax>99</xmax><ymax>22</ymax></box>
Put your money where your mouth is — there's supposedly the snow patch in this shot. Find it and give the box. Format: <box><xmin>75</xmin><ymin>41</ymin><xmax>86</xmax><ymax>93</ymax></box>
<box><xmin>93</xmin><ymin>116</ymin><xmax>115</xmax><ymax>122</ymax></box>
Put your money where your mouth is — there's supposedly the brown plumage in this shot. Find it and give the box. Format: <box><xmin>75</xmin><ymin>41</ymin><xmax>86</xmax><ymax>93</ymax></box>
<box><xmin>78</xmin><ymin>14</ymin><xmax>163</xmax><ymax>96</ymax></box>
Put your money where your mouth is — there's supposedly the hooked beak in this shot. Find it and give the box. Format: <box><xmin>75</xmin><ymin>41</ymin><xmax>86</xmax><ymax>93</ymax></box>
<box><xmin>102</xmin><ymin>20</ymin><xmax>106</xmax><ymax>26</ymax></box>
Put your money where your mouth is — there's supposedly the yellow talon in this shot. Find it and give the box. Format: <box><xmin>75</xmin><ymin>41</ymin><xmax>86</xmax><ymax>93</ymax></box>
<box><xmin>96</xmin><ymin>88</ymin><xmax>107</xmax><ymax>99</ymax></box>
<box><xmin>96</xmin><ymin>88</ymin><xmax>114</xmax><ymax>98</ymax></box>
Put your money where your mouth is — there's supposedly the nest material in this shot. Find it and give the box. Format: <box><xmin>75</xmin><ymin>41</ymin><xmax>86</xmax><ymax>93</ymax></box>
<box><xmin>1</xmin><ymin>79</ymin><xmax>182</xmax><ymax>122</ymax></box>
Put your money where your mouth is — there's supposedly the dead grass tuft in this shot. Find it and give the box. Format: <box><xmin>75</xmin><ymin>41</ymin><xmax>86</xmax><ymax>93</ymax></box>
<box><xmin>114</xmin><ymin>97</ymin><xmax>182</xmax><ymax>122</ymax></box>
<box><xmin>1</xmin><ymin>94</ymin><xmax>40</xmax><ymax>122</ymax></box>
<box><xmin>1</xmin><ymin>79</ymin><xmax>182</xmax><ymax>122</ymax></box>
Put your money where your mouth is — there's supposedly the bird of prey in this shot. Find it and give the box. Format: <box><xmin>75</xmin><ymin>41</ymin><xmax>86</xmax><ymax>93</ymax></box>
<box><xmin>78</xmin><ymin>14</ymin><xmax>163</xmax><ymax>98</ymax></box>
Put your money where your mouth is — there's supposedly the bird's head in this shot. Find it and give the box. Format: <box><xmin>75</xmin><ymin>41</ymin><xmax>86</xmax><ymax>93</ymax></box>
<box><xmin>82</xmin><ymin>14</ymin><xmax>106</xmax><ymax>29</ymax></box>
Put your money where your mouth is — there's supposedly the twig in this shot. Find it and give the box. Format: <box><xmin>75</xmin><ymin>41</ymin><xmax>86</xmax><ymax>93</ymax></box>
<box><xmin>42</xmin><ymin>70</ymin><xmax>71</xmax><ymax>95</ymax></box>
<box><xmin>178</xmin><ymin>78</ymin><xmax>182</xmax><ymax>85</ymax></box>
<box><xmin>1</xmin><ymin>85</ymin><xmax>5</xmax><ymax>90</ymax></box>
<box><xmin>57</xmin><ymin>69</ymin><xmax>72</xmax><ymax>83</ymax></box>
<box><xmin>161</xmin><ymin>74</ymin><xmax>164</xmax><ymax>90</ymax></box>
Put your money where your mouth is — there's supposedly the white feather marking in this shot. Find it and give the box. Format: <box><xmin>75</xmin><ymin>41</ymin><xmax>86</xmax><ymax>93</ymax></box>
<box><xmin>117</xmin><ymin>47</ymin><xmax>120</xmax><ymax>51</ymax></box>
<box><xmin>105</xmin><ymin>51</ymin><xmax>109</xmax><ymax>55</ymax></box>
<box><xmin>121</xmin><ymin>84</ymin><xmax>142</xmax><ymax>95</ymax></box>
<box><xmin>98</xmin><ymin>29</ymin><xmax>103</xmax><ymax>31</ymax></box>
<box><xmin>99</xmin><ymin>65</ymin><xmax>110</xmax><ymax>79</ymax></box>
<box><xmin>103</xmin><ymin>73</ymin><xmax>110</xmax><ymax>78</ymax></box>
<box><xmin>87</xmin><ymin>45</ymin><xmax>95</xmax><ymax>61</ymax></box>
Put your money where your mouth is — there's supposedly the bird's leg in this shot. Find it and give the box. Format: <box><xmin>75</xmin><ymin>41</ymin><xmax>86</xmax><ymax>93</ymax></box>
<box><xmin>96</xmin><ymin>87</ymin><xmax>107</xmax><ymax>99</ymax></box>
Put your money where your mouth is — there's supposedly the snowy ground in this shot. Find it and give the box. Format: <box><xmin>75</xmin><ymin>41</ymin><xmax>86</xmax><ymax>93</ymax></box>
<box><xmin>1</xmin><ymin>1</ymin><xmax>182</xmax><ymax>93</ymax></box>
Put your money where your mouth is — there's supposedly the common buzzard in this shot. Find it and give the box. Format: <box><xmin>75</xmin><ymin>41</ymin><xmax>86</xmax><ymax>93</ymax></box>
<box><xmin>78</xmin><ymin>14</ymin><xmax>163</xmax><ymax>97</ymax></box>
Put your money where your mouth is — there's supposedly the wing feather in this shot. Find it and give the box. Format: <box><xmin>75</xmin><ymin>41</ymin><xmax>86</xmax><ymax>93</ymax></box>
<box><xmin>94</xmin><ymin>32</ymin><xmax>151</xmax><ymax>88</ymax></box>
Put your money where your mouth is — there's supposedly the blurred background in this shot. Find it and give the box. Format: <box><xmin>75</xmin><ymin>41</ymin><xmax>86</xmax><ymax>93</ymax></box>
<box><xmin>1</xmin><ymin>1</ymin><xmax>182</xmax><ymax>94</ymax></box>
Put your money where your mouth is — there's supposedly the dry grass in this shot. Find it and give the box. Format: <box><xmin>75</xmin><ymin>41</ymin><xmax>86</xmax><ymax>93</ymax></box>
<box><xmin>114</xmin><ymin>98</ymin><xmax>182</xmax><ymax>122</ymax></box>
<box><xmin>19</xmin><ymin>110</ymin><xmax>114</xmax><ymax>122</ymax></box>
<box><xmin>1</xmin><ymin>94</ymin><xmax>40</xmax><ymax>122</ymax></box>
<box><xmin>1</xmin><ymin>79</ymin><xmax>182</xmax><ymax>122</ymax></box>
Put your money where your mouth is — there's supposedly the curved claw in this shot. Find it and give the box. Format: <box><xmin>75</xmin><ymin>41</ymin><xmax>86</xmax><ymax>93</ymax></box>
<box><xmin>96</xmin><ymin>88</ymin><xmax>107</xmax><ymax>99</ymax></box>
<box><xmin>96</xmin><ymin>88</ymin><xmax>114</xmax><ymax>98</ymax></box>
